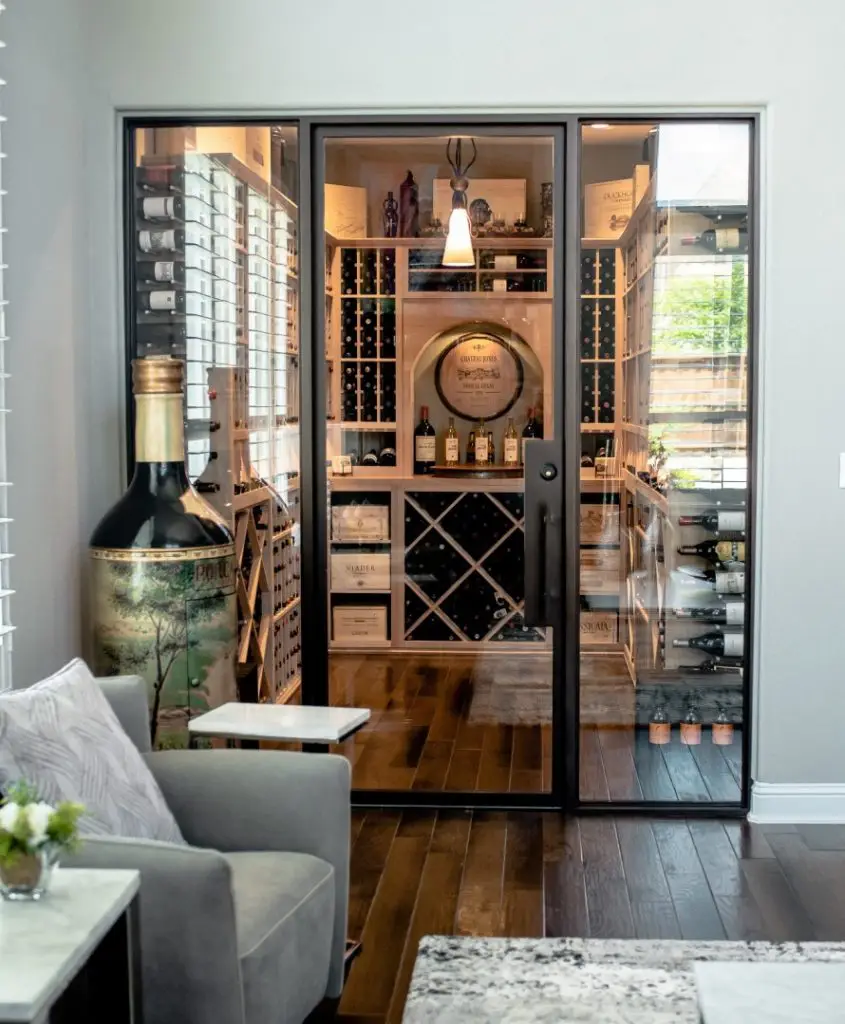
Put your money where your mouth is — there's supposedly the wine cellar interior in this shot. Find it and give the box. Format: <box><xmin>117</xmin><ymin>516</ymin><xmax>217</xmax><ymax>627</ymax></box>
<box><xmin>129</xmin><ymin>120</ymin><xmax>751</xmax><ymax>804</ymax></box>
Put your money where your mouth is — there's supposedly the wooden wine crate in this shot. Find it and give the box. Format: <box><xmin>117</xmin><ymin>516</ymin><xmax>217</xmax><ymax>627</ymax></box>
<box><xmin>331</xmin><ymin>504</ymin><xmax>390</xmax><ymax>542</ymax></box>
<box><xmin>580</xmin><ymin>610</ymin><xmax>619</xmax><ymax>645</ymax></box>
<box><xmin>580</xmin><ymin>504</ymin><xmax>621</xmax><ymax>545</ymax></box>
<box><xmin>332</xmin><ymin>605</ymin><xmax>388</xmax><ymax>642</ymax></box>
<box><xmin>580</xmin><ymin>548</ymin><xmax>620</xmax><ymax>595</ymax></box>
<box><xmin>331</xmin><ymin>552</ymin><xmax>391</xmax><ymax>592</ymax></box>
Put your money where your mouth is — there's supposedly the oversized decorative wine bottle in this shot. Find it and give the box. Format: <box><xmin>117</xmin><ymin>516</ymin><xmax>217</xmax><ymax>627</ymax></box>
<box><xmin>89</xmin><ymin>357</ymin><xmax>237</xmax><ymax>749</ymax></box>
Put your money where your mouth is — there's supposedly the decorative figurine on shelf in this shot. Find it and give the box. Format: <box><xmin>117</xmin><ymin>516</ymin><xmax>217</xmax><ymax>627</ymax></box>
<box><xmin>470</xmin><ymin>197</ymin><xmax>492</xmax><ymax>232</ymax></box>
<box><xmin>541</xmin><ymin>182</ymin><xmax>553</xmax><ymax>237</ymax></box>
<box><xmin>382</xmin><ymin>191</ymin><xmax>399</xmax><ymax>238</ymax></box>
<box><xmin>399</xmin><ymin>171</ymin><xmax>420</xmax><ymax>237</ymax></box>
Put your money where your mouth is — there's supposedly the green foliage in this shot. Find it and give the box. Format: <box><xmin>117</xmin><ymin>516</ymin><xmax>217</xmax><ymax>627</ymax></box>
<box><xmin>653</xmin><ymin>260</ymin><xmax>748</xmax><ymax>355</ymax></box>
<box><xmin>0</xmin><ymin>783</ymin><xmax>84</xmax><ymax>864</ymax></box>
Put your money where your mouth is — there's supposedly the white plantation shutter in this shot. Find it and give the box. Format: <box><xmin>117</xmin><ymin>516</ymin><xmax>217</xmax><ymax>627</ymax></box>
<box><xmin>0</xmin><ymin>8</ymin><xmax>13</xmax><ymax>690</ymax></box>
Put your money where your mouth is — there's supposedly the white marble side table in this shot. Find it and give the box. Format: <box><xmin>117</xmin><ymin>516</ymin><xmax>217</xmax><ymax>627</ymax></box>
<box><xmin>188</xmin><ymin>701</ymin><xmax>370</xmax><ymax>748</ymax></box>
<box><xmin>0</xmin><ymin>867</ymin><xmax>141</xmax><ymax>1023</ymax></box>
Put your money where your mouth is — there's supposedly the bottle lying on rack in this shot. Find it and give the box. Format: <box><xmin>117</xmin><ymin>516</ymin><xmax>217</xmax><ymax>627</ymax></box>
<box><xmin>681</xmin><ymin>226</ymin><xmax>748</xmax><ymax>254</ymax></box>
<box><xmin>680</xmin><ymin>654</ymin><xmax>743</xmax><ymax>674</ymax></box>
<box><xmin>677</xmin><ymin>539</ymin><xmax>745</xmax><ymax>570</ymax></box>
<box><xmin>677</xmin><ymin>565</ymin><xmax>745</xmax><ymax>594</ymax></box>
<box><xmin>138</xmin><ymin>229</ymin><xmax>185</xmax><ymax>254</ymax></box>
<box><xmin>138</xmin><ymin>289</ymin><xmax>185</xmax><ymax>314</ymax></box>
<box><xmin>137</xmin><ymin>196</ymin><xmax>185</xmax><ymax>222</ymax></box>
<box><xmin>678</xmin><ymin>510</ymin><xmax>746</xmax><ymax>534</ymax></box>
<box><xmin>675</xmin><ymin>599</ymin><xmax>744</xmax><ymax>625</ymax></box>
<box><xmin>444</xmin><ymin>417</ymin><xmax>460</xmax><ymax>465</ymax></box>
<box><xmin>673</xmin><ymin>630</ymin><xmax>744</xmax><ymax>657</ymax></box>
<box><xmin>137</xmin><ymin>261</ymin><xmax>186</xmax><ymax>285</ymax></box>
<box><xmin>378</xmin><ymin>447</ymin><xmax>396</xmax><ymax>467</ymax></box>
<box><xmin>361</xmin><ymin>449</ymin><xmax>379</xmax><ymax>467</ymax></box>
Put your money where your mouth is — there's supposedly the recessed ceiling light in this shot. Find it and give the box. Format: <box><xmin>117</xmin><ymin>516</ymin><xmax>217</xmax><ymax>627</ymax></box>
<box><xmin>590</xmin><ymin>123</ymin><xmax>612</xmax><ymax>130</ymax></box>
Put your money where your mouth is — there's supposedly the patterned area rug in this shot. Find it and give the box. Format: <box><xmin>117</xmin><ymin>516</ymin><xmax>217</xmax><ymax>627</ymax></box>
<box><xmin>403</xmin><ymin>936</ymin><xmax>845</xmax><ymax>1022</ymax></box>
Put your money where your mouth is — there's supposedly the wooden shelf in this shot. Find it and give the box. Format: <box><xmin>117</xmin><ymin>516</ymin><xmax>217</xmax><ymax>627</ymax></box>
<box><xmin>624</xmin><ymin>469</ymin><xmax>669</xmax><ymax>515</ymax></box>
<box><xmin>273</xmin><ymin>596</ymin><xmax>300</xmax><ymax>623</ymax></box>
<box><xmin>335</xmin><ymin>236</ymin><xmax>552</xmax><ymax>249</ymax></box>
<box><xmin>330</xmin><ymin>538</ymin><xmax>391</xmax><ymax>546</ymax></box>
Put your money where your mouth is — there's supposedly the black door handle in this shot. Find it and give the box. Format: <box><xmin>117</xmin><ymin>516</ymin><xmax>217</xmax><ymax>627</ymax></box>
<box><xmin>524</xmin><ymin>440</ymin><xmax>563</xmax><ymax>627</ymax></box>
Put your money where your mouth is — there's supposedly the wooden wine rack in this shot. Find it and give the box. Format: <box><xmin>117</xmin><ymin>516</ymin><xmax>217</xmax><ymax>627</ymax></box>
<box><xmin>199</xmin><ymin>367</ymin><xmax>301</xmax><ymax>704</ymax></box>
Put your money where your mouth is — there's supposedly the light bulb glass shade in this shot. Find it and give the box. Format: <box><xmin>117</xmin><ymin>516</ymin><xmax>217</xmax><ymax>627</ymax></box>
<box><xmin>442</xmin><ymin>207</ymin><xmax>475</xmax><ymax>267</ymax></box>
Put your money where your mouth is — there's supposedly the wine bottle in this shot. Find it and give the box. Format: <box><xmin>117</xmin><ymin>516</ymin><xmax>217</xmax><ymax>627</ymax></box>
<box><xmin>414</xmin><ymin>405</ymin><xmax>436</xmax><ymax>474</ymax></box>
<box><xmin>680</xmin><ymin>699</ymin><xmax>702</xmax><ymax>746</ymax></box>
<box><xmin>138</xmin><ymin>289</ymin><xmax>185</xmax><ymax>314</ymax></box>
<box><xmin>487</xmin><ymin>429</ymin><xmax>496</xmax><ymax>466</ymax></box>
<box><xmin>673</xmin><ymin>630</ymin><xmax>744</xmax><ymax>657</ymax></box>
<box><xmin>361</xmin><ymin>449</ymin><xmax>379</xmax><ymax>466</ymax></box>
<box><xmin>137</xmin><ymin>196</ymin><xmax>185</xmax><ymax>222</ymax></box>
<box><xmin>466</xmin><ymin>428</ymin><xmax>476</xmax><ymax>465</ymax></box>
<box><xmin>521</xmin><ymin>407</ymin><xmax>542</xmax><ymax>464</ymax></box>
<box><xmin>683</xmin><ymin>655</ymin><xmax>743</xmax><ymax>675</ymax></box>
<box><xmin>675</xmin><ymin>599</ymin><xmax>744</xmax><ymax>625</ymax></box>
<box><xmin>138</xmin><ymin>229</ymin><xmax>185</xmax><ymax>254</ymax></box>
<box><xmin>712</xmin><ymin>706</ymin><xmax>734</xmax><ymax>746</ymax></box>
<box><xmin>89</xmin><ymin>357</ymin><xmax>237</xmax><ymax>749</ymax></box>
<box><xmin>677</xmin><ymin>565</ymin><xmax>745</xmax><ymax>594</ymax></box>
<box><xmin>681</xmin><ymin>226</ymin><xmax>748</xmax><ymax>254</ymax></box>
<box><xmin>678</xmin><ymin>510</ymin><xmax>746</xmax><ymax>533</ymax></box>
<box><xmin>474</xmin><ymin>419</ymin><xmax>489</xmax><ymax>466</ymax></box>
<box><xmin>649</xmin><ymin>703</ymin><xmax>670</xmax><ymax>745</ymax></box>
<box><xmin>137</xmin><ymin>261</ymin><xmax>186</xmax><ymax>285</ymax></box>
<box><xmin>503</xmin><ymin>418</ymin><xmax>519</xmax><ymax>467</ymax></box>
<box><xmin>378</xmin><ymin>447</ymin><xmax>396</xmax><ymax>467</ymax></box>
<box><xmin>677</xmin><ymin>539</ymin><xmax>745</xmax><ymax>569</ymax></box>
<box><xmin>444</xmin><ymin>417</ymin><xmax>460</xmax><ymax>465</ymax></box>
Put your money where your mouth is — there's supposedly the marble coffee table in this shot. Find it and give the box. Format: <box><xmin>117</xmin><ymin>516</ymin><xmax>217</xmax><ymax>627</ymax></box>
<box><xmin>403</xmin><ymin>936</ymin><xmax>845</xmax><ymax>1023</ymax></box>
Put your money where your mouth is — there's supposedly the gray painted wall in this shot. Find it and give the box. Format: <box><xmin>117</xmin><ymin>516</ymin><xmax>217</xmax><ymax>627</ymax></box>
<box><xmin>8</xmin><ymin>0</ymin><xmax>845</xmax><ymax>788</ymax></box>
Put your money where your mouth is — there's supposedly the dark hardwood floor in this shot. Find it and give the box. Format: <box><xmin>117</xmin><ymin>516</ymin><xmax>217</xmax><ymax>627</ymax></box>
<box><xmin>334</xmin><ymin>813</ymin><xmax>845</xmax><ymax>1023</ymax></box>
<box><xmin>329</xmin><ymin>653</ymin><xmax>742</xmax><ymax>801</ymax></box>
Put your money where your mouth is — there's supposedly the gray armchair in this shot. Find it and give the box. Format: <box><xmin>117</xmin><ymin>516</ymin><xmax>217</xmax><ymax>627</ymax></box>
<box><xmin>63</xmin><ymin>676</ymin><xmax>351</xmax><ymax>1024</ymax></box>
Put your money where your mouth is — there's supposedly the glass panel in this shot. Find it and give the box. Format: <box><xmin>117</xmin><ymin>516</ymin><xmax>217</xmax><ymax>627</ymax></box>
<box><xmin>323</xmin><ymin>132</ymin><xmax>557</xmax><ymax>793</ymax></box>
<box><xmin>579</xmin><ymin>121</ymin><xmax>751</xmax><ymax>802</ymax></box>
<box><xmin>130</xmin><ymin>124</ymin><xmax>302</xmax><ymax>708</ymax></box>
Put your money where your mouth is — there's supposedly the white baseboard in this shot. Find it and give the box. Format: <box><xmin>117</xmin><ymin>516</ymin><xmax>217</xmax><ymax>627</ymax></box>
<box><xmin>749</xmin><ymin>782</ymin><xmax>845</xmax><ymax>823</ymax></box>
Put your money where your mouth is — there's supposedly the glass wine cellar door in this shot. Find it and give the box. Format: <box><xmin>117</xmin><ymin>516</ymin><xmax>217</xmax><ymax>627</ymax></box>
<box><xmin>121</xmin><ymin>116</ymin><xmax>754</xmax><ymax>810</ymax></box>
<box><xmin>317</xmin><ymin>126</ymin><xmax>566</xmax><ymax>802</ymax></box>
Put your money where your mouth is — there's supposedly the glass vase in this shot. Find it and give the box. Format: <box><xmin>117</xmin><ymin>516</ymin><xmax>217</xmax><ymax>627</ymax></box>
<box><xmin>0</xmin><ymin>849</ymin><xmax>56</xmax><ymax>901</ymax></box>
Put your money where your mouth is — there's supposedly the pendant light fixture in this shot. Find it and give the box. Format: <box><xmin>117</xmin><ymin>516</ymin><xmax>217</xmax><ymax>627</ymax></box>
<box><xmin>442</xmin><ymin>137</ymin><xmax>477</xmax><ymax>267</ymax></box>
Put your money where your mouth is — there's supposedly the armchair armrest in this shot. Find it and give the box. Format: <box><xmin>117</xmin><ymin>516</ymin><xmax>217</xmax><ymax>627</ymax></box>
<box><xmin>147</xmin><ymin>749</ymin><xmax>351</xmax><ymax>997</ymax></box>
<box><xmin>62</xmin><ymin>837</ymin><xmax>244</xmax><ymax>1024</ymax></box>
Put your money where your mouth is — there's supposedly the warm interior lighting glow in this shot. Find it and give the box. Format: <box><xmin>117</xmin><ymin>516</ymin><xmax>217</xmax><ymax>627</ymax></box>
<box><xmin>442</xmin><ymin>206</ymin><xmax>475</xmax><ymax>267</ymax></box>
<box><xmin>590</xmin><ymin>123</ymin><xmax>612</xmax><ymax>130</ymax></box>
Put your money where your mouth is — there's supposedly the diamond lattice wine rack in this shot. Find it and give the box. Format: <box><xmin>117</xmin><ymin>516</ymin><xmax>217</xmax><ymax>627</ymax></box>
<box><xmin>404</xmin><ymin>491</ymin><xmax>544</xmax><ymax>644</ymax></box>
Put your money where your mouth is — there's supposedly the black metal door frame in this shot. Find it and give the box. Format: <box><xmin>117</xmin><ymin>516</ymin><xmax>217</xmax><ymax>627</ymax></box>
<box><xmin>304</xmin><ymin>119</ymin><xmax>570</xmax><ymax>810</ymax></box>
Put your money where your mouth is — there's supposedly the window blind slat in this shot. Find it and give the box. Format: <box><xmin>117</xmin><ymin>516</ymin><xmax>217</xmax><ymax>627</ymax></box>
<box><xmin>0</xmin><ymin>6</ymin><xmax>13</xmax><ymax>689</ymax></box>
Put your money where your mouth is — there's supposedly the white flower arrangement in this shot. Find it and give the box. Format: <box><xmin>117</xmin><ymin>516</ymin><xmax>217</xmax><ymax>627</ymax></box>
<box><xmin>0</xmin><ymin>782</ymin><xmax>84</xmax><ymax>867</ymax></box>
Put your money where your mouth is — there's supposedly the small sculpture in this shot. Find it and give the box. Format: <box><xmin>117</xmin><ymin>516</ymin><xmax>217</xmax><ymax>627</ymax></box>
<box><xmin>399</xmin><ymin>171</ymin><xmax>420</xmax><ymax>237</ymax></box>
<box><xmin>382</xmin><ymin>191</ymin><xmax>399</xmax><ymax>238</ymax></box>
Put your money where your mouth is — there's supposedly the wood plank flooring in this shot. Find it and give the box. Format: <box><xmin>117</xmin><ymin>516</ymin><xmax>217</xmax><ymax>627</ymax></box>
<box><xmin>330</xmin><ymin>815</ymin><xmax>845</xmax><ymax>1023</ymax></box>
<box><xmin>329</xmin><ymin>653</ymin><xmax>742</xmax><ymax>801</ymax></box>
